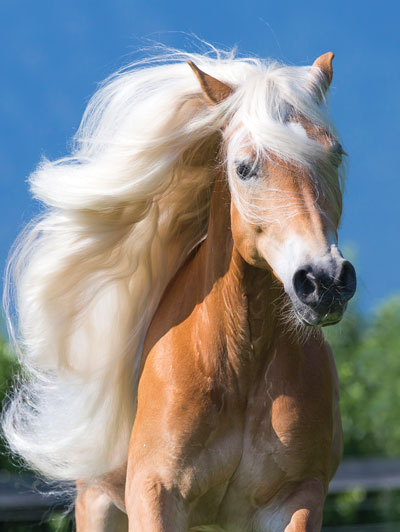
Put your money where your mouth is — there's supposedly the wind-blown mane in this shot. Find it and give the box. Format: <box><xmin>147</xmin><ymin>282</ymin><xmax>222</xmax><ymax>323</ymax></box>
<box><xmin>2</xmin><ymin>48</ymin><xmax>341</xmax><ymax>481</ymax></box>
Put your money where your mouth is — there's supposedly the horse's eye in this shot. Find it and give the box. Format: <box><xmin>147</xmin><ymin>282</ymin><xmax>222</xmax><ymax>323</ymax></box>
<box><xmin>331</xmin><ymin>143</ymin><xmax>346</xmax><ymax>167</ymax></box>
<box><xmin>236</xmin><ymin>163</ymin><xmax>253</xmax><ymax>180</ymax></box>
<box><xmin>331</xmin><ymin>149</ymin><xmax>343</xmax><ymax>167</ymax></box>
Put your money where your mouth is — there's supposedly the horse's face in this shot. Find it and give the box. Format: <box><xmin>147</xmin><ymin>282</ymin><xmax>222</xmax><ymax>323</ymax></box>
<box><xmin>228</xmin><ymin>133</ymin><xmax>356</xmax><ymax>327</ymax></box>
<box><xmin>189</xmin><ymin>53</ymin><xmax>356</xmax><ymax>327</ymax></box>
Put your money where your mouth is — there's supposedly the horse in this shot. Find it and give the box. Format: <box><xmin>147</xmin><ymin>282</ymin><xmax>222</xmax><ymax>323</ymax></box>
<box><xmin>3</xmin><ymin>48</ymin><xmax>356</xmax><ymax>531</ymax></box>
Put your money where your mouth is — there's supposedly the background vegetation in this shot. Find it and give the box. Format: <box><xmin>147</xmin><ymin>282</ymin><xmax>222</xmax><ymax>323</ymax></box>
<box><xmin>326</xmin><ymin>296</ymin><xmax>400</xmax><ymax>458</ymax></box>
<box><xmin>323</xmin><ymin>296</ymin><xmax>400</xmax><ymax>527</ymax></box>
<box><xmin>0</xmin><ymin>296</ymin><xmax>399</xmax><ymax>528</ymax></box>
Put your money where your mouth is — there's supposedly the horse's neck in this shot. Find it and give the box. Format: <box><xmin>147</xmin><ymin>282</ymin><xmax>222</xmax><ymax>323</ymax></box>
<box><xmin>197</xmin><ymin>175</ymin><xmax>282</xmax><ymax>362</ymax></box>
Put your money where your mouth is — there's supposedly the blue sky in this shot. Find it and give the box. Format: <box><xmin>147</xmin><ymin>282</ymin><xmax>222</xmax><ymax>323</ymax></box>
<box><xmin>1</xmin><ymin>1</ymin><xmax>399</xmax><ymax>312</ymax></box>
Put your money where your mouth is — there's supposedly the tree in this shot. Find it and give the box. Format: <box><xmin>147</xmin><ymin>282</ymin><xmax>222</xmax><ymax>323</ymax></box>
<box><xmin>325</xmin><ymin>296</ymin><xmax>400</xmax><ymax>456</ymax></box>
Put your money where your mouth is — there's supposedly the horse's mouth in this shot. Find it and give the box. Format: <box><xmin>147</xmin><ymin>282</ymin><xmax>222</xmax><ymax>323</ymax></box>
<box><xmin>294</xmin><ymin>304</ymin><xmax>346</xmax><ymax>328</ymax></box>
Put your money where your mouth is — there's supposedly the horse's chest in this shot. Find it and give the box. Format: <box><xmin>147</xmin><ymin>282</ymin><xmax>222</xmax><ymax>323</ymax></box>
<box><xmin>242</xmin><ymin>349</ymin><xmax>334</xmax><ymax>477</ymax></box>
<box><xmin>190</xmin><ymin>344</ymin><xmax>335</xmax><ymax>524</ymax></box>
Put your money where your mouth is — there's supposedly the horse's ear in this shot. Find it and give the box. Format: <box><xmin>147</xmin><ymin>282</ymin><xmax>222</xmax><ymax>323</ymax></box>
<box><xmin>187</xmin><ymin>61</ymin><xmax>233</xmax><ymax>104</ymax></box>
<box><xmin>312</xmin><ymin>52</ymin><xmax>334</xmax><ymax>89</ymax></box>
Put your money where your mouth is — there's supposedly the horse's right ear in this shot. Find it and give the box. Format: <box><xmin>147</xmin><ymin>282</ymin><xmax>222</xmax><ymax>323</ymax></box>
<box><xmin>187</xmin><ymin>61</ymin><xmax>233</xmax><ymax>105</ymax></box>
<box><xmin>311</xmin><ymin>52</ymin><xmax>334</xmax><ymax>91</ymax></box>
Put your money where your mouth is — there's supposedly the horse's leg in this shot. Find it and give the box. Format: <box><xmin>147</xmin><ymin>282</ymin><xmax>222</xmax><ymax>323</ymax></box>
<box><xmin>252</xmin><ymin>478</ymin><xmax>325</xmax><ymax>532</ymax></box>
<box><xmin>75</xmin><ymin>483</ymin><xmax>128</xmax><ymax>532</ymax></box>
<box><xmin>125</xmin><ymin>471</ymin><xmax>188</xmax><ymax>532</ymax></box>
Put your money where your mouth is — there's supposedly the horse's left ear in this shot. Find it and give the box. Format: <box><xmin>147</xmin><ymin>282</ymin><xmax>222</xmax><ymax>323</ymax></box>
<box><xmin>187</xmin><ymin>61</ymin><xmax>233</xmax><ymax>104</ymax></box>
<box><xmin>312</xmin><ymin>52</ymin><xmax>335</xmax><ymax>89</ymax></box>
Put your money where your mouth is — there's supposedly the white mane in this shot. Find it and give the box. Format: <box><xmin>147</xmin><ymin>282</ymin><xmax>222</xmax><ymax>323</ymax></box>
<box><xmin>2</xmin><ymin>47</ymin><xmax>340</xmax><ymax>481</ymax></box>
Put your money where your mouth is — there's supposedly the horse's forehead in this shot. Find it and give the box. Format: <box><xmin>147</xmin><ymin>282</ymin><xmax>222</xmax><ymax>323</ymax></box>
<box><xmin>289</xmin><ymin>115</ymin><xmax>336</xmax><ymax>147</ymax></box>
<box><xmin>226</xmin><ymin>115</ymin><xmax>336</xmax><ymax>157</ymax></box>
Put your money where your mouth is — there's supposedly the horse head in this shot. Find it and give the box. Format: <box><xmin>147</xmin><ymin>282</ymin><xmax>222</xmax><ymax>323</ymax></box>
<box><xmin>189</xmin><ymin>53</ymin><xmax>356</xmax><ymax>327</ymax></box>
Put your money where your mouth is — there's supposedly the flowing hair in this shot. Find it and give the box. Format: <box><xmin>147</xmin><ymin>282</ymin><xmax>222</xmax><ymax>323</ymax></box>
<box><xmin>2</xmin><ymin>47</ymin><xmax>341</xmax><ymax>481</ymax></box>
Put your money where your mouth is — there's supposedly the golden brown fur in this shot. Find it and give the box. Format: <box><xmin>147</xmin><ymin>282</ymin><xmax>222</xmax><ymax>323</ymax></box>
<box><xmin>76</xmin><ymin>176</ymin><xmax>342</xmax><ymax>530</ymax></box>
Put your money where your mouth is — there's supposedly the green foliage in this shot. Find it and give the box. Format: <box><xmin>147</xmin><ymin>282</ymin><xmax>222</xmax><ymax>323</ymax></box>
<box><xmin>324</xmin><ymin>489</ymin><xmax>400</xmax><ymax>527</ymax></box>
<box><xmin>334</xmin><ymin>487</ymin><xmax>367</xmax><ymax>521</ymax></box>
<box><xmin>0</xmin><ymin>335</ymin><xmax>20</xmax><ymax>471</ymax></box>
<box><xmin>324</xmin><ymin>487</ymin><xmax>367</xmax><ymax>525</ymax></box>
<box><xmin>47</xmin><ymin>512</ymin><xmax>74</xmax><ymax>532</ymax></box>
<box><xmin>0</xmin><ymin>335</ymin><xmax>18</xmax><ymax>402</ymax></box>
<box><xmin>325</xmin><ymin>296</ymin><xmax>400</xmax><ymax>457</ymax></box>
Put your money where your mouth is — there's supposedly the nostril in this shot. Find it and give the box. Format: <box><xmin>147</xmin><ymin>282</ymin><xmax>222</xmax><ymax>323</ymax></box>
<box><xmin>302</xmin><ymin>275</ymin><xmax>317</xmax><ymax>296</ymax></box>
<box><xmin>338</xmin><ymin>261</ymin><xmax>357</xmax><ymax>302</ymax></box>
<box><xmin>293</xmin><ymin>268</ymin><xmax>318</xmax><ymax>304</ymax></box>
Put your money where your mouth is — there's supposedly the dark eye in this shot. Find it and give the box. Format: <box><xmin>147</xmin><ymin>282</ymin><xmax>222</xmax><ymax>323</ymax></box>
<box><xmin>331</xmin><ymin>143</ymin><xmax>346</xmax><ymax>167</ymax></box>
<box><xmin>236</xmin><ymin>163</ymin><xmax>254</xmax><ymax>180</ymax></box>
